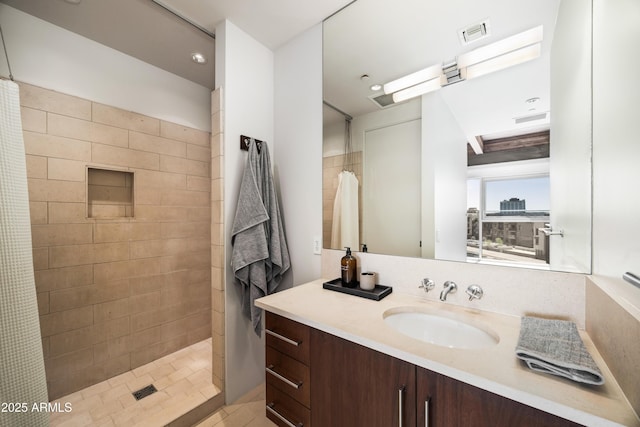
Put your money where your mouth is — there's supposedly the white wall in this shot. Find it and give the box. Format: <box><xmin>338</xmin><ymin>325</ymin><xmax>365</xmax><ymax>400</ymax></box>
<box><xmin>592</xmin><ymin>0</ymin><xmax>640</xmax><ymax>279</ymax></box>
<box><xmin>323</xmin><ymin>105</ymin><xmax>348</xmax><ymax>157</ymax></box>
<box><xmin>218</xmin><ymin>19</ymin><xmax>324</xmax><ymax>405</ymax></box>
<box><xmin>350</xmin><ymin>99</ymin><xmax>421</xmax><ymax>153</ymax></box>
<box><xmin>0</xmin><ymin>4</ymin><xmax>211</xmax><ymax>131</ymax></box>
<box><xmin>549</xmin><ymin>0</ymin><xmax>592</xmax><ymax>273</ymax></box>
<box><xmin>326</xmin><ymin>93</ymin><xmax>466</xmax><ymax>261</ymax></box>
<box><xmin>275</xmin><ymin>24</ymin><xmax>324</xmax><ymax>286</ymax></box>
<box><xmin>363</xmin><ymin>119</ymin><xmax>422</xmax><ymax>257</ymax></box>
<box><xmin>422</xmin><ymin>93</ymin><xmax>468</xmax><ymax>261</ymax></box>
<box><xmin>216</xmin><ymin>20</ymin><xmax>274</xmax><ymax>404</ymax></box>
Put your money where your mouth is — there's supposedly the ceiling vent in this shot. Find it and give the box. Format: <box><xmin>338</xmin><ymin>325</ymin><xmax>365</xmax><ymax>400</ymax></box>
<box><xmin>368</xmin><ymin>93</ymin><xmax>396</xmax><ymax>109</ymax></box>
<box><xmin>459</xmin><ymin>19</ymin><xmax>490</xmax><ymax>45</ymax></box>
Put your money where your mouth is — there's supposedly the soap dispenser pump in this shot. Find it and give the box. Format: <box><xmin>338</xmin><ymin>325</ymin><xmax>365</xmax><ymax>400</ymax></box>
<box><xmin>341</xmin><ymin>247</ymin><xmax>357</xmax><ymax>288</ymax></box>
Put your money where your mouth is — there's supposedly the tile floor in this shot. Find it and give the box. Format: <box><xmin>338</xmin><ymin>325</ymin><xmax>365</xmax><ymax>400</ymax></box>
<box><xmin>195</xmin><ymin>385</ymin><xmax>276</xmax><ymax>427</ymax></box>
<box><xmin>49</xmin><ymin>338</ymin><xmax>220</xmax><ymax>427</ymax></box>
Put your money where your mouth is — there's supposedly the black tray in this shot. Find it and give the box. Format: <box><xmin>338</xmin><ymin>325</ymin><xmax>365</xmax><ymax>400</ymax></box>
<box><xmin>322</xmin><ymin>278</ymin><xmax>392</xmax><ymax>301</ymax></box>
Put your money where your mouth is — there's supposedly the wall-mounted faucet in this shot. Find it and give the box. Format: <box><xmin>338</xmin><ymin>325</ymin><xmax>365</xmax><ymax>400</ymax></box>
<box><xmin>439</xmin><ymin>281</ymin><xmax>457</xmax><ymax>301</ymax></box>
<box><xmin>418</xmin><ymin>278</ymin><xmax>435</xmax><ymax>293</ymax></box>
<box><xmin>465</xmin><ymin>284</ymin><xmax>484</xmax><ymax>301</ymax></box>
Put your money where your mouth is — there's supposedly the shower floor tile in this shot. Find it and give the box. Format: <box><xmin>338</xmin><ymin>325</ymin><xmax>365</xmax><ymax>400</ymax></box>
<box><xmin>49</xmin><ymin>338</ymin><xmax>220</xmax><ymax>427</ymax></box>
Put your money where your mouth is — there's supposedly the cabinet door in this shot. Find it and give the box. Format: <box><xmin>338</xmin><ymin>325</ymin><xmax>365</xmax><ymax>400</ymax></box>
<box><xmin>310</xmin><ymin>329</ymin><xmax>416</xmax><ymax>427</ymax></box>
<box><xmin>417</xmin><ymin>367</ymin><xmax>583</xmax><ymax>427</ymax></box>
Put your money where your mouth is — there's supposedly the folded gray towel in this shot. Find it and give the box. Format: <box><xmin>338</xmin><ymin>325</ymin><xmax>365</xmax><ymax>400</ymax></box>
<box><xmin>515</xmin><ymin>317</ymin><xmax>604</xmax><ymax>385</ymax></box>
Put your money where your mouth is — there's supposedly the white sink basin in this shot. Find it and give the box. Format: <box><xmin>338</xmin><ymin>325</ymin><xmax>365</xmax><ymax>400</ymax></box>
<box><xmin>383</xmin><ymin>308</ymin><xmax>499</xmax><ymax>349</ymax></box>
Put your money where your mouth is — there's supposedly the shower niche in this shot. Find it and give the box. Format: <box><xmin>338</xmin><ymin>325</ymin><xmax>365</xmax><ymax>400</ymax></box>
<box><xmin>87</xmin><ymin>167</ymin><xmax>134</xmax><ymax>218</ymax></box>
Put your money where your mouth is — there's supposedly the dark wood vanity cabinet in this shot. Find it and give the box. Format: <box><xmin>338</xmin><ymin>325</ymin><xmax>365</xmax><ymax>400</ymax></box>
<box><xmin>416</xmin><ymin>368</ymin><xmax>583</xmax><ymax>427</ymax></box>
<box><xmin>310</xmin><ymin>327</ymin><xmax>416</xmax><ymax>427</ymax></box>
<box><xmin>265</xmin><ymin>312</ymin><xmax>583</xmax><ymax>427</ymax></box>
<box><xmin>264</xmin><ymin>312</ymin><xmax>312</xmax><ymax>427</ymax></box>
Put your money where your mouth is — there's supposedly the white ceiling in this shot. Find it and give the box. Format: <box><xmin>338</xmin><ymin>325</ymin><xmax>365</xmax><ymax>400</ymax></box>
<box><xmin>1</xmin><ymin>0</ymin><xmax>352</xmax><ymax>89</ymax></box>
<box><xmin>153</xmin><ymin>0</ymin><xmax>352</xmax><ymax>50</ymax></box>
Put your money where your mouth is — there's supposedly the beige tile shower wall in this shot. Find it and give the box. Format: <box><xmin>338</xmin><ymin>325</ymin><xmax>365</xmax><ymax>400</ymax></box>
<box><xmin>322</xmin><ymin>152</ymin><xmax>362</xmax><ymax>248</ymax></box>
<box><xmin>19</xmin><ymin>82</ymin><xmax>212</xmax><ymax>400</ymax></box>
<box><xmin>210</xmin><ymin>88</ymin><xmax>225</xmax><ymax>391</ymax></box>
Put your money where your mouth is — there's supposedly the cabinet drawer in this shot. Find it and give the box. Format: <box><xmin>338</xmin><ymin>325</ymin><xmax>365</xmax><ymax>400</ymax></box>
<box><xmin>265</xmin><ymin>312</ymin><xmax>310</xmax><ymax>364</ymax></box>
<box><xmin>266</xmin><ymin>382</ymin><xmax>311</xmax><ymax>427</ymax></box>
<box><xmin>266</xmin><ymin>346</ymin><xmax>310</xmax><ymax>407</ymax></box>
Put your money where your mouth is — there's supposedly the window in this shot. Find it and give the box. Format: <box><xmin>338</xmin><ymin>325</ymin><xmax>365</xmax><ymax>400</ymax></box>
<box><xmin>467</xmin><ymin>175</ymin><xmax>549</xmax><ymax>266</ymax></box>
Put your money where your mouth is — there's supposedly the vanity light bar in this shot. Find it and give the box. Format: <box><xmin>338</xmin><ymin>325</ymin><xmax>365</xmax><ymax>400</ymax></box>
<box><xmin>464</xmin><ymin>43</ymin><xmax>541</xmax><ymax>80</ymax></box>
<box><xmin>382</xmin><ymin>25</ymin><xmax>544</xmax><ymax>103</ymax></box>
<box><xmin>457</xmin><ymin>25</ymin><xmax>543</xmax><ymax>69</ymax></box>
<box><xmin>383</xmin><ymin>63</ymin><xmax>443</xmax><ymax>95</ymax></box>
<box><xmin>392</xmin><ymin>77</ymin><xmax>442</xmax><ymax>103</ymax></box>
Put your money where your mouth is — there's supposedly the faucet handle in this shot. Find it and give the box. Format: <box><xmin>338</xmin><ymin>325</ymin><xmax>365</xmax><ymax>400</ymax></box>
<box><xmin>419</xmin><ymin>278</ymin><xmax>435</xmax><ymax>293</ymax></box>
<box><xmin>466</xmin><ymin>285</ymin><xmax>484</xmax><ymax>301</ymax></box>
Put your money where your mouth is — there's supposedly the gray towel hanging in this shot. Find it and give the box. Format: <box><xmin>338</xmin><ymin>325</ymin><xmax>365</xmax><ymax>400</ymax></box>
<box><xmin>231</xmin><ymin>138</ymin><xmax>291</xmax><ymax>335</ymax></box>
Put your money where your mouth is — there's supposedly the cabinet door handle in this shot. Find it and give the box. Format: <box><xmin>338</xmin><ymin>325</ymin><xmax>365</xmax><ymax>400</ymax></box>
<box><xmin>398</xmin><ymin>386</ymin><xmax>405</xmax><ymax>427</ymax></box>
<box><xmin>266</xmin><ymin>329</ymin><xmax>301</xmax><ymax>347</ymax></box>
<box><xmin>425</xmin><ymin>398</ymin><xmax>430</xmax><ymax>427</ymax></box>
<box><xmin>266</xmin><ymin>402</ymin><xmax>303</xmax><ymax>427</ymax></box>
<box><xmin>266</xmin><ymin>364</ymin><xmax>302</xmax><ymax>390</ymax></box>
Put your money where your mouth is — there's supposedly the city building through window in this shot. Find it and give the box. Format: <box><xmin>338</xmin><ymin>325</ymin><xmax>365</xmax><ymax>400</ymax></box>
<box><xmin>467</xmin><ymin>175</ymin><xmax>550</xmax><ymax>266</ymax></box>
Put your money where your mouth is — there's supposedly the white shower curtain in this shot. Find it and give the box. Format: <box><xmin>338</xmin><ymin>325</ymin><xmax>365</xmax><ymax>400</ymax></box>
<box><xmin>0</xmin><ymin>80</ymin><xmax>49</xmax><ymax>426</ymax></box>
<box><xmin>331</xmin><ymin>171</ymin><xmax>360</xmax><ymax>250</ymax></box>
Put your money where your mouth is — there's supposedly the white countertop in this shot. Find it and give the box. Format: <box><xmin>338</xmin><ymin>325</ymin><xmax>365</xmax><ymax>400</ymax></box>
<box><xmin>256</xmin><ymin>279</ymin><xmax>640</xmax><ymax>427</ymax></box>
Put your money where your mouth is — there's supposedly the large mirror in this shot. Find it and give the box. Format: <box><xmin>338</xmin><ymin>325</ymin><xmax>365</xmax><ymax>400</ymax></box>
<box><xmin>322</xmin><ymin>0</ymin><xmax>592</xmax><ymax>273</ymax></box>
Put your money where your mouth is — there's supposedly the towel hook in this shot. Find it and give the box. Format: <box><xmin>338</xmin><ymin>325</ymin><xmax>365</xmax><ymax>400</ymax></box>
<box><xmin>240</xmin><ymin>135</ymin><xmax>263</xmax><ymax>153</ymax></box>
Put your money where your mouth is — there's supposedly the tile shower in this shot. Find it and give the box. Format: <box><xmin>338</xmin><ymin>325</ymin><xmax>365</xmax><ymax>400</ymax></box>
<box><xmin>19</xmin><ymin>82</ymin><xmax>222</xmax><ymax>409</ymax></box>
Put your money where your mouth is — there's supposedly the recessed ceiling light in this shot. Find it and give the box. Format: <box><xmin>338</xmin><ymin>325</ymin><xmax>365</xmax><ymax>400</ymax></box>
<box><xmin>191</xmin><ymin>52</ymin><xmax>207</xmax><ymax>64</ymax></box>
<box><xmin>370</xmin><ymin>84</ymin><xmax>382</xmax><ymax>91</ymax></box>
<box><xmin>63</xmin><ymin>0</ymin><xmax>82</xmax><ymax>4</ymax></box>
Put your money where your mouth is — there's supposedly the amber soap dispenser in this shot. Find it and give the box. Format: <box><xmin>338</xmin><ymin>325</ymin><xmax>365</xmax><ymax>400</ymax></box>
<box><xmin>341</xmin><ymin>247</ymin><xmax>357</xmax><ymax>288</ymax></box>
